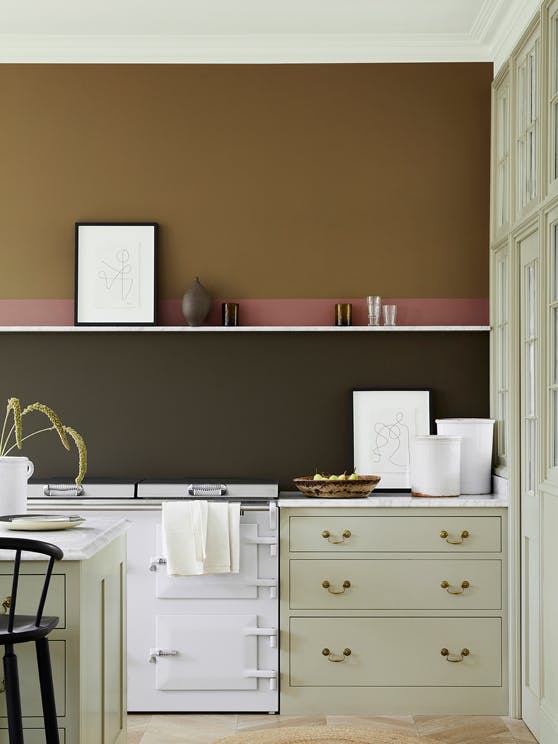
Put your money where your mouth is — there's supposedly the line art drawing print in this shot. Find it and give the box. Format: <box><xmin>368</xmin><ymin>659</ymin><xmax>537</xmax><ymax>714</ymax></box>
<box><xmin>99</xmin><ymin>248</ymin><xmax>133</xmax><ymax>300</ymax></box>
<box><xmin>370</xmin><ymin>409</ymin><xmax>410</xmax><ymax>471</ymax></box>
<box><xmin>95</xmin><ymin>241</ymin><xmax>141</xmax><ymax>309</ymax></box>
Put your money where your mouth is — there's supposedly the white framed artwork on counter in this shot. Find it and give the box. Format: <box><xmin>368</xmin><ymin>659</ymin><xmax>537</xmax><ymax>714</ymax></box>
<box><xmin>352</xmin><ymin>389</ymin><xmax>431</xmax><ymax>490</ymax></box>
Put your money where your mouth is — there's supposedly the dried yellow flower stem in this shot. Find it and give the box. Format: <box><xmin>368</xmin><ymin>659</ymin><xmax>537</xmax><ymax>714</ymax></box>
<box><xmin>7</xmin><ymin>398</ymin><xmax>23</xmax><ymax>450</ymax></box>
<box><xmin>22</xmin><ymin>403</ymin><xmax>70</xmax><ymax>450</ymax></box>
<box><xmin>63</xmin><ymin>426</ymin><xmax>87</xmax><ymax>485</ymax></box>
<box><xmin>0</xmin><ymin>398</ymin><xmax>23</xmax><ymax>455</ymax></box>
<box><xmin>0</xmin><ymin>398</ymin><xmax>87</xmax><ymax>485</ymax></box>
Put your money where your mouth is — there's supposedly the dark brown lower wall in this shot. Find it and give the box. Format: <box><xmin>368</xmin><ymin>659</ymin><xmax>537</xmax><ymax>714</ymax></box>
<box><xmin>1</xmin><ymin>332</ymin><xmax>488</xmax><ymax>490</ymax></box>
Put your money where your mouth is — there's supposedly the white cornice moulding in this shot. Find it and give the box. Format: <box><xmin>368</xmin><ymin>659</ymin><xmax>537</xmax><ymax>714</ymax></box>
<box><xmin>484</xmin><ymin>0</ymin><xmax>541</xmax><ymax>72</ymax></box>
<box><xmin>0</xmin><ymin>32</ymin><xmax>492</xmax><ymax>64</ymax></box>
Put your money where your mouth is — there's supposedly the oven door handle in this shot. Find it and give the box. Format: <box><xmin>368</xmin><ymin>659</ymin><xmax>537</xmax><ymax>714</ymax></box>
<box><xmin>149</xmin><ymin>556</ymin><xmax>167</xmax><ymax>572</ymax></box>
<box><xmin>148</xmin><ymin>648</ymin><xmax>178</xmax><ymax>664</ymax></box>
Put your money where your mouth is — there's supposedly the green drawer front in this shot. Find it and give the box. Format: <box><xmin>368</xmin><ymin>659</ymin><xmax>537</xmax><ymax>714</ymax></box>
<box><xmin>290</xmin><ymin>617</ymin><xmax>502</xmax><ymax>687</ymax></box>
<box><xmin>0</xmin><ymin>731</ymin><xmax>64</xmax><ymax>744</ymax></box>
<box><xmin>0</xmin><ymin>574</ymin><xmax>65</xmax><ymax>628</ymax></box>
<box><xmin>290</xmin><ymin>558</ymin><xmax>502</xmax><ymax>610</ymax></box>
<box><xmin>289</xmin><ymin>515</ymin><xmax>501</xmax><ymax>552</ymax></box>
<box><xmin>0</xmin><ymin>640</ymin><xmax>65</xmax><ymax>718</ymax></box>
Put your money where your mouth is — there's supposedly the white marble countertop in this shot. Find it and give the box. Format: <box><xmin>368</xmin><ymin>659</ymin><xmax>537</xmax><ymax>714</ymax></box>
<box><xmin>0</xmin><ymin>516</ymin><xmax>129</xmax><ymax>560</ymax></box>
<box><xmin>278</xmin><ymin>492</ymin><xmax>509</xmax><ymax>508</ymax></box>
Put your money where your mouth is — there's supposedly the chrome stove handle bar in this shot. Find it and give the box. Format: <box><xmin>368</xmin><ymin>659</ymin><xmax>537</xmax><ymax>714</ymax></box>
<box><xmin>188</xmin><ymin>483</ymin><xmax>228</xmax><ymax>497</ymax></box>
<box><xmin>43</xmin><ymin>484</ymin><xmax>85</xmax><ymax>497</ymax></box>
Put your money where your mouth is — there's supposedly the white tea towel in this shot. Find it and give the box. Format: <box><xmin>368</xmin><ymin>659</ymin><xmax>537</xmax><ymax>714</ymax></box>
<box><xmin>228</xmin><ymin>502</ymin><xmax>240</xmax><ymax>574</ymax></box>
<box><xmin>162</xmin><ymin>500</ymin><xmax>241</xmax><ymax>576</ymax></box>
<box><xmin>203</xmin><ymin>502</ymin><xmax>233</xmax><ymax>574</ymax></box>
<box><xmin>162</xmin><ymin>500</ymin><xmax>207</xmax><ymax>576</ymax></box>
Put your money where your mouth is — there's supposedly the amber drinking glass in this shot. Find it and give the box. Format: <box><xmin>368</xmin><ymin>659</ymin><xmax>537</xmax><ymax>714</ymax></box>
<box><xmin>222</xmin><ymin>303</ymin><xmax>239</xmax><ymax>326</ymax></box>
<box><xmin>335</xmin><ymin>303</ymin><xmax>352</xmax><ymax>326</ymax></box>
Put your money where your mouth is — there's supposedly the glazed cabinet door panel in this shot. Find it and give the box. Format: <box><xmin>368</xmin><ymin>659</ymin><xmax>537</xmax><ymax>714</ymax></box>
<box><xmin>514</xmin><ymin>22</ymin><xmax>541</xmax><ymax>217</ymax></box>
<box><xmin>289</xmin><ymin>617</ymin><xmax>502</xmax><ymax>687</ymax></box>
<box><xmin>492</xmin><ymin>69</ymin><xmax>511</xmax><ymax>238</ymax></box>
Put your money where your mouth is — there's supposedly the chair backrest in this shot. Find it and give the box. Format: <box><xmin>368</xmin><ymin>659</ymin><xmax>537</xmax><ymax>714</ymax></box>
<box><xmin>0</xmin><ymin>538</ymin><xmax>64</xmax><ymax>631</ymax></box>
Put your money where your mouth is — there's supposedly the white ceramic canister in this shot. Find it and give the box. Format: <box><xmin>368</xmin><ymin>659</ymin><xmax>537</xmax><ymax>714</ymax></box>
<box><xmin>435</xmin><ymin>418</ymin><xmax>495</xmax><ymax>495</ymax></box>
<box><xmin>0</xmin><ymin>456</ymin><xmax>34</xmax><ymax>514</ymax></box>
<box><xmin>411</xmin><ymin>436</ymin><xmax>462</xmax><ymax>497</ymax></box>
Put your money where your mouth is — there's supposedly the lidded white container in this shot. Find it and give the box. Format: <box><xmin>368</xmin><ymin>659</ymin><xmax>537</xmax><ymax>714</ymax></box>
<box><xmin>435</xmin><ymin>418</ymin><xmax>495</xmax><ymax>495</ymax></box>
<box><xmin>411</xmin><ymin>436</ymin><xmax>462</xmax><ymax>498</ymax></box>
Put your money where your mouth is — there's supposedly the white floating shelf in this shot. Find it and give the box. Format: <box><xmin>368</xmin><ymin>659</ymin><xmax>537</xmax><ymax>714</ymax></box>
<box><xmin>0</xmin><ymin>325</ymin><xmax>490</xmax><ymax>333</ymax></box>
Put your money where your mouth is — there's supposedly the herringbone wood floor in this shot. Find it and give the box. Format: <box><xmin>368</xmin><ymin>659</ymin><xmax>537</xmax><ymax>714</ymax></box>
<box><xmin>127</xmin><ymin>714</ymin><xmax>537</xmax><ymax>743</ymax></box>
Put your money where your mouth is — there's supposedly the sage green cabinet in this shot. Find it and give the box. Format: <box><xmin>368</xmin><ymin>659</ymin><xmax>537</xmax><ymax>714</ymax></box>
<box><xmin>0</xmin><ymin>535</ymin><xmax>126</xmax><ymax>743</ymax></box>
<box><xmin>280</xmin><ymin>506</ymin><xmax>508</xmax><ymax>715</ymax></box>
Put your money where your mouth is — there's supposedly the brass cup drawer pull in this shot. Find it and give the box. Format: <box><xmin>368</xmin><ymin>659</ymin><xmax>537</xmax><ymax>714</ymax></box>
<box><xmin>322</xmin><ymin>647</ymin><xmax>352</xmax><ymax>662</ymax></box>
<box><xmin>440</xmin><ymin>647</ymin><xmax>470</xmax><ymax>663</ymax></box>
<box><xmin>1</xmin><ymin>596</ymin><xmax>11</xmax><ymax>615</ymax></box>
<box><xmin>440</xmin><ymin>580</ymin><xmax>470</xmax><ymax>595</ymax></box>
<box><xmin>322</xmin><ymin>529</ymin><xmax>352</xmax><ymax>544</ymax></box>
<box><xmin>440</xmin><ymin>529</ymin><xmax>470</xmax><ymax>544</ymax></box>
<box><xmin>322</xmin><ymin>580</ymin><xmax>351</xmax><ymax>594</ymax></box>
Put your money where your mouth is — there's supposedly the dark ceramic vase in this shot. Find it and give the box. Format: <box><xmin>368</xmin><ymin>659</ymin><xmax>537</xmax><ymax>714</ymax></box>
<box><xmin>181</xmin><ymin>277</ymin><xmax>212</xmax><ymax>326</ymax></box>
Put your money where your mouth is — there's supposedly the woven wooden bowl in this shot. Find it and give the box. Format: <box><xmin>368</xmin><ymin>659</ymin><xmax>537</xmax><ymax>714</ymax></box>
<box><xmin>293</xmin><ymin>475</ymin><xmax>381</xmax><ymax>498</ymax></box>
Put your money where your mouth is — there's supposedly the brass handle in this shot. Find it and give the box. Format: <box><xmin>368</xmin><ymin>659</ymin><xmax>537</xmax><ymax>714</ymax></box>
<box><xmin>322</xmin><ymin>580</ymin><xmax>351</xmax><ymax>594</ymax></box>
<box><xmin>440</xmin><ymin>530</ymin><xmax>470</xmax><ymax>544</ymax></box>
<box><xmin>1</xmin><ymin>596</ymin><xmax>11</xmax><ymax>615</ymax></box>
<box><xmin>440</xmin><ymin>580</ymin><xmax>470</xmax><ymax>595</ymax></box>
<box><xmin>322</xmin><ymin>530</ymin><xmax>351</xmax><ymax>544</ymax></box>
<box><xmin>0</xmin><ymin>679</ymin><xmax>4</xmax><ymax>694</ymax></box>
<box><xmin>322</xmin><ymin>647</ymin><xmax>351</xmax><ymax>662</ymax></box>
<box><xmin>440</xmin><ymin>647</ymin><xmax>470</xmax><ymax>662</ymax></box>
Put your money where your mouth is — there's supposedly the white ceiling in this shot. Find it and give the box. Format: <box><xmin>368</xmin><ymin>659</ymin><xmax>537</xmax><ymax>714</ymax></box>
<box><xmin>2</xmin><ymin>0</ymin><xmax>486</xmax><ymax>36</ymax></box>
<box><xmin>0</xmin><ymin>0</ymin><xmax>541</xmax><ymax>68</ymax></box>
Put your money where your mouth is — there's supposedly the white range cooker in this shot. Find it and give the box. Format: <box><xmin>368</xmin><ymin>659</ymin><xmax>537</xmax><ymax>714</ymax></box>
<box><xmin>28</xmin><ymin>478</ymin><xmax>279</xmax><ymax>713</ymax></box>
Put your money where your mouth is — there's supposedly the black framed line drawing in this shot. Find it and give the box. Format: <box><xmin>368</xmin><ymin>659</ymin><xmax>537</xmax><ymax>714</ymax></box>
<box><xmin>352</xmin><ymin>389</ymin><xmax>431</xmax><ymax>490</ymax></box>
<box><xmin>75</xmin><ymin>222</ymin><xmax>158</xmax><ymax>326</ymax></box>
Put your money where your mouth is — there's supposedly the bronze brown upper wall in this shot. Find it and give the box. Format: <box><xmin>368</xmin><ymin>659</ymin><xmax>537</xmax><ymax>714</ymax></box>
<box><xmin>0</xmin><ymin>63</ymin><xmax>491</xmax><ymax>300</ymax></box>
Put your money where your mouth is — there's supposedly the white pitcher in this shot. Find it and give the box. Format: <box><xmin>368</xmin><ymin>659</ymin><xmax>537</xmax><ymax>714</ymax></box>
<box><xmin>0</xmin><ymin>456</ymin><xmax>34</xmax><ymax>515</ymax></box>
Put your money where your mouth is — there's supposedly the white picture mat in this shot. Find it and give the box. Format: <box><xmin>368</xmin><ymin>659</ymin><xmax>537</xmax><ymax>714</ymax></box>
<box><xmin>353</xmin><ymin>390</ymin><xmax>430</xmax><ymax>489</ymax></box>
<box><xmin>77</xmin><ymin>224</ymin><xmax>156</xmax><ymax>323</ymax></box>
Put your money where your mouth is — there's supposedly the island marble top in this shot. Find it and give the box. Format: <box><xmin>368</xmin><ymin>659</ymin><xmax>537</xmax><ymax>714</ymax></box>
<box><xmin>278</xmin><ymin>492</ymin><xmax>509</xmax><ymax>508</ymax></box>
<box><xmin>0</xmin><ymin>516</ymin><xmax>130</xmax><ymax>561</ymax></box>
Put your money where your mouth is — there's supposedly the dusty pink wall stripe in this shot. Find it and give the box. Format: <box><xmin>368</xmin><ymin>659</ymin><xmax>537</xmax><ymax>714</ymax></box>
<box><xmin>0</xmin><ymin>300</ymin><xmax>74</xmax><ymax>325</ymax></box>
<box><xmin>0</xmin><ymin>298</ymin><xmax>488</xmax><ymax>327</ymax></box>
<box><xmin>195</xmin><ymin>298</ymin><xmax>489</xmax><ymax>327</ymax></box>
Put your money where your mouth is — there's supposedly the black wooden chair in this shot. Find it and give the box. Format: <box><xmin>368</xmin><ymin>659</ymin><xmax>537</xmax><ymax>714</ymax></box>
<box><xmin>0</xmin><ymin>537</ymin><xmax>63</xmax><ymax>744</ymax></box>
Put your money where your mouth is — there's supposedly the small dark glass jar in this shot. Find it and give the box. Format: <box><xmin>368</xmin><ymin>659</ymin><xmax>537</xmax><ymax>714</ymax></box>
<box><xmin>222</xmin><ymin>302</ymin><xmax>239</xmax><ymax>327</ymax></box>
<box><xmin>335</xmin><ymin>303</ymin><xmax>352</xmax><ymax>326</ymax></box>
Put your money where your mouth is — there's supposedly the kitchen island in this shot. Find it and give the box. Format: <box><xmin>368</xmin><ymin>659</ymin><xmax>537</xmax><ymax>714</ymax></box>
<box><xmin>0</xmin><ymin>516</ymin><xmax>128</xmax><ymax>744</ymax></box>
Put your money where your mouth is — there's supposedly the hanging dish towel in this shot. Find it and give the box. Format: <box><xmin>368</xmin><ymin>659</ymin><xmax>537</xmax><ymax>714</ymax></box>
<box><xmin>162</xmin><ymin>500</ymin><xmax>240</xmax><ymax>576</ymax></box>
<box><xmin>162</xmin><ymin>500</ymin><xmax>207</xmax><ymax>576</ymax></box>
